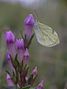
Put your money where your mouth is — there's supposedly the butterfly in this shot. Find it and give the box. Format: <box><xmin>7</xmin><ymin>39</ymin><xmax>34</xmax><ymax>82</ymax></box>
<box><xmin>33</xmin><ymin>20</ymin><xmax>60</xmax><ymax>47</ymax></box>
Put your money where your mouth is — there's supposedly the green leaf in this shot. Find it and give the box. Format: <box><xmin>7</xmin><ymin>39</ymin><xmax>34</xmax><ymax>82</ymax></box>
<box><xmin>27</xmin><ymin>34</ymin><xmax>34</xmax><ymax>48</ymax></box>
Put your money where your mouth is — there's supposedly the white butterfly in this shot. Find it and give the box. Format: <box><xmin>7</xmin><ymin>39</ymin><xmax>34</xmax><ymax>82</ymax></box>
<box><xmin>33</xmin><ymin>20</ymin><xmax>60</xmax><ymax>47</ymax></box>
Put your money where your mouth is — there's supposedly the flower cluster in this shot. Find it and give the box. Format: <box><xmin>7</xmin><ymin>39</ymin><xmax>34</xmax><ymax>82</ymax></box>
<box><xmin>5</xmin><ymin>14</ymin><xmax>44</xmax><ymax>89</ymax></box>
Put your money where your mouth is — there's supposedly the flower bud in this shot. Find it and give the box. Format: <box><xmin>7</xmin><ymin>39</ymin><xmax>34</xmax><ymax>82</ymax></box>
<box><xmin>36</xmin><ymin>80</ymin><xmax>44</xmax><ymax>89</ymax></box>
<box><xmin>23</xmin><ymin>48</ymin><xmax>30</xmax><ymax>64</ymax></box>
<box><xmin>32</xmin><ymin>66</ymin><xmax>38</xmax><ymax>78</ymax></box>
<box><xmin>15</xmin><ymin>39</ymin><xmax>25</xmax><ymax>62</ymax></box>
<box><xmin>6</xmin><ymin>52</ymin><xmax>11</xmax><ymax>61</ymax></box>
<box><xmin>28</xmin><ymin>66</ymin><xmax>38</xmax><ymax>85</ymax></box>
<box><xmin>16</xmin><ymin>39</ymin><xmax>24</xmax><ymax>50</ymax></box>
<box><xmin>6</xmin><ymin>52</ymin><xmax>13</xmax><ymax>70</ymax></box>
<box><xmin>5</xmin><ymin>31</ymin><xmax>16</xmax><ymax>58</ymax></box>
<box><xmin>6</xmin><ymin>74</ymin><xmax>14</xmax><ymax>87</ymax></box>
<box><xmin>24</xmin><ymin>14</ymin><xmax>35</xmax><ymax>37</ymax></box>
<box><xmin>5</xmin><ymin>31</ymin><xmax>15</xmax><ymax>45</ymax></box>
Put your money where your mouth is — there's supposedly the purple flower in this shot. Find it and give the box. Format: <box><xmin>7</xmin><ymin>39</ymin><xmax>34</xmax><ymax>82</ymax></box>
<box><xmin>15</xmin><ymin>39</ymin><xmax>25</xmax><ymax>62</ymax></box>
<box><xmin>32</xmin><ymin>66</ymin><xmax>38</xmax><ymax>77</ymax></box>
<box><xmin>5</xmin><ymin>31</ymin><xmax>16</xmax><ymax>58</ymax></box>
<box><xmin>24</xmin><ymin>14</ymin><xmax>35</xmax><ymax>37</ymax></box>
<box><xmin>36</xmin><ymin>80</ymin><xmax>44</xmax><ymax>89</ymax></box>
<box><xmin>6</xmin><ymin>74</ymin><xmax>14</xmax><ymax>87</ymax></box>
<box><xmin>5</xmin><ymin>31</ymin><xmax>15</xmax><ymax>45</ymax></box>
<box><xmin>23</xmin><ymin>48</ymin><xmax>30</xmax><ymax>64</ymax></box>
<box><xmin>24</xmin><ymin>14</ymin><xmax>35</xmax><ymax>26</ymax></box>
<box><xmin>16</xmin><ymin>39</ymin><xmax>24</xmax><ymax>50</ymax></box>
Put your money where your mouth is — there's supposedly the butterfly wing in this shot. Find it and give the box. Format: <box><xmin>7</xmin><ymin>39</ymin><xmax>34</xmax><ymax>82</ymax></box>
<box><xmin>34</xmin><ymin>21</ymin><xmax>60</xmax><ymax>47</ymax></box>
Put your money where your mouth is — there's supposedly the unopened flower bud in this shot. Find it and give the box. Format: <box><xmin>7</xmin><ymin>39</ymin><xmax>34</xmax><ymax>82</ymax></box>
<box><xmin>5</xmin><ymin>31</ymin><xmax>16</xmax><ymax>58</ymax></box>
<box><xmin>15</xmin><ymin>39</ymin><xmax>25</xmax><ymax>62</ymax></box>
<box><xmin>5</xmin><ymin>31</ymin><xmax>15</xmax><ymax>45</ymax></box>
<box><xmin>6</xmin><ymin>74</ymin><xmax>14</xmax><ymax>87</ymax></box>
<box><xmin>24</xmin><ymin>14</ymin><xmax>35</xmax><ymax>37</ymax></box>
<box><xmin>16</xmin><ymin>39</ymin><xmax>24</xmax><ymax>50</ymax></box>
<box><xmin>32</xmin><ymin>66</ymin><xmax>38</xmax><ymax>78</ymax></box>
<box><xmin>6</xmin><ymin>52</ymin><xmax>11</xmax><ymax>61</ymax></box>
<box><xmin>6</xmin><ymin>52</ymin><xmax>13</xmax><ymax>70</ymax></box>
<box><xmin>23</xmin><ymin>48</ymin><xmax>30</xmax><ymax>64</ymax></box>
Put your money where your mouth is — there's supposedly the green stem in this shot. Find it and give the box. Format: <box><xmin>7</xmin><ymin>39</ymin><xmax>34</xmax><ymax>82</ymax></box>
<box><xmin>27</xmin><ymin>33</ymin><xmax>34</xmax><ymax>48</ymax></box>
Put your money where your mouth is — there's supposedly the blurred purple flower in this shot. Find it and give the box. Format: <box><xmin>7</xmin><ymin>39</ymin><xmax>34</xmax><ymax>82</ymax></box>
<box><xmin>23</xmin><ymin>48</ymin><xmax>30</xmax><ymax>64</ymax></box>
<box><xmin>15</xmin><ymin>39</ymin><xmax>25</xmax><ymax>62</ymax></box>
<box><xmin>6</xmin><ymin>74</ymin><xmax>14</xmax><ymax>87</ymax></box>
<box><xmin>24</xmin><ymin>14</ymin><xmax>35</xmax><ymax>37</ymax></box>
<box><xmin>36</xmin><ymin>80</ymin><xmax>44</xmax><ymax>89</ymax></box>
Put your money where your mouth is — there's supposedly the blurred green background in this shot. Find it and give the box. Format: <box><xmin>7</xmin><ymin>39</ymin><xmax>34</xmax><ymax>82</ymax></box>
<box><xmin>0</xmin><ymin>0</ymin><xmax>67</xmax><ymax>89</ymax></box>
